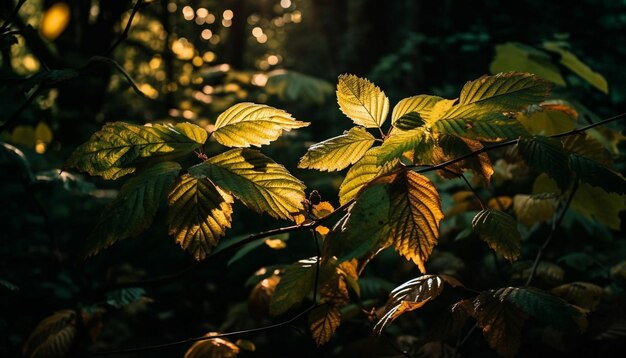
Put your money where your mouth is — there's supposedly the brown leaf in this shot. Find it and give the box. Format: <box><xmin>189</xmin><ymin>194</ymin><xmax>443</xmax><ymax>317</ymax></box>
<box><xmin>309</xmin><ymin>305</ymin><xmax>341</xmax><ymax>346</ymax></box>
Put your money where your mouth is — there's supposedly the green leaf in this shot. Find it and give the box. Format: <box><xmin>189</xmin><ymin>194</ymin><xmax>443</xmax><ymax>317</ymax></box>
<box><xmin>189</xmin><ymin>148</ymin><xmax>306</xmax><ymax>220</ymax></box>
<box><xmin>84</xmin><ymin>162</ymin><xmax>181</xmax><ymax>257</ymax></box>
<box><xmin>336</xmin><ymin>74</ymin><xmax>389</xmax><ymax>128</ymax></box>
<box><xmin>376</xmin><ymin>127</ymin><xmax>434</xmax><ymax>164</ymax></box>
<box><xmin>326</xmin><ymin>184</ymin><xmax>391</xmax><ymax>261</ymax></box>
<box><xmin>374</xmin><ymin>275</ymin><xmax>445</xmax><ymax>334</ymax></box>
<box><xmin>391</xmin><ymin>95</ymin><xmax>442</xmax><ymax>128</ymax></box>
<box><xmin>497</xmin><ymin>286</ymin><xmax>588</xmax><ymax>334</ymax></box>
<box><xmin>211</xmin><ymin>102</ymin><xmax>309</xmax><ymax>148</ymax></box>
<box><xmin>338</xmin><ymin>147</ymin><xmax>399</xmax><ymax>205</ymax></box>
<box><xmin>270</xmin><ymin>257</ymin><xmax>318</xmax><ymax>316</ymax></box>
<box><xmin>568</xmin><ymin>155</ymin><xmax>626</xmax><ymax>195</ymax></box>
<box><xmin>438</xmin><ymin>72</ymin><xmax>552</xmax><ymax>122</ymax></box>
<box><xmin>309</xmin><ymin>304</ymin><xmax>341</xmax><ymax>346</ymax></box>
<box><xmin>67</xmin><ymin>122</ymin><xmax>206</xmax><ymax>180</ymax></box>
<box><xmin>106</xmin><ymin>287</ymin><xmax>146</xmax><ymax>308</ymax></box>
<box><xmin>167</xmin><ymin>174</ymin><xmax>234</xmax><ymax>260</ymax></box>
<box><xmin>518</xmin><ymin>136</ymin><xmax>571</xmax><ymax>189</ymax></box>
<box><xmin>490</xmin><ymin>42</ymin><xmax>566</xmax><ymax>86</ymax></box>
<box><xmin>472</xmin><ymin>209</ymin><xmax>521</xmax><ymax>262</ymax></box>
<box><xmin>388</xmin><ymin>171</ymin><xmax>444</xmax><ymax>273</ymax></box>
<box><xmin>265</xmin><ymin>70</ymin><xmax>334</xmax><ymax>104</ymax></box>
<box><xmin>471</xmin><ymin>290</ymin><xmax>528</xmax><ymax>358</ymax></box>
<box><xmin>543</xmin><ymin>42</ymin><xmax>608</xmax><ymax>93</ymax></box>
<box><xmin>434</xmin><ymin>112</ymin><xmax>529</xmax><ymax>141</ymax></box>
<box><xmin>23</xmin><ymin>310</ymin><xmax>77</xmax><ymax>358</ymax></box>
<box><xmin>513</xmin><ymin>193</ymin><xmax>558</xmax><ymax>228</ymax></box>
<box><xmin>298</xmin><ymin>126</ymin><xmax>375</xmax><ymax>171</ymax></box>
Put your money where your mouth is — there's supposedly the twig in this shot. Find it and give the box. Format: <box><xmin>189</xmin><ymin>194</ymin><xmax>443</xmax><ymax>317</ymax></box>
<box><xmin>89</xmin><ymin>304</ymin><xmax>320</xmax><ymax>356</ymax></box>
<box><xmin>105</xmin><ymin>0</ymin><xmax>144</xmax><ymax>56</ymax></box>
<box><xmin>0</xmin><ymin>84</ymin><xmax>42</xmax><ymax>131</ymax></box>
<box><xmin>0</xmin><ymin>0</ymin><xmax>27</xmax><ymax>32</ymax></box>
<box><xmin>525</xmin><ymin>178</ymin><xmax>579</xmax><ymax>287</ymax></box>
<box><xmin>82</xmin><ymin>56</ymin><xmax>149</xmax><ymax>98</ymax></box>
<box><xmin>311</xmin><ymin>229</ymin><xmax>321</xmax><ymax>302</ymax></box>
<box><xmin>409</xmin><ymin>112</ymin><xmax>626</xmax><ymax>174</ymax></box>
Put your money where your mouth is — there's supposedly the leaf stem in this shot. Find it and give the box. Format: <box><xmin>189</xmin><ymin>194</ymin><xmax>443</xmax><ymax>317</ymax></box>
<box><xmin>525</xmin><ymin>178</ymin><xmax>579</xmax><ymax>287</ymax></box>
<box><xmin>104</xmin><ymin>0</ymin><xmax>144</xmax><ymax>56</ymax></box>
<box><xmin>88</xmin><ymin>304</ymin><xmax>320</xmax><ymax>356</ymax></box>
<box><xmin>0</xmin><ymin>0</ymin><xmax>27</xmax><ymax>32</ymax></box>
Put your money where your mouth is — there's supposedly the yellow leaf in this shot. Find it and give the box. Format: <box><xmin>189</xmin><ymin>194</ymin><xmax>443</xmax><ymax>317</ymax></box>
<box><xmin>167</xmin><ymin>174</ymin><xmax>233</xmax><ymax>260</ymax></box>
<box><xmin>517</xmin><ymin>104</ymin><xmax>578</xmax><ymax>135</ymax></box>
<box><xmin>184</xmin><ymin>333</ymin><xmax>240</xmax><ymax>358</ymax></box>
<box><xmin>312</xmin><ymin>201</ymin><xmax>334</xmax><ymax>219</ymax></box>
<box><xmin>336</xmin><ymin>74</ymin><xmax>389</xmax><ymax>128</ymax></box>
<box><xmin>338</xmin><ymin>146</ymin><xmax>399</xmax><ymax>205</ymax></box>
<box><xmin>41</xmin><ymin>2</ymin><xmax>70</xmax><ymax>40</ymax></box>
<box><xmin>11</xmin><ymin>125</ymin><xmax>36</xmax><ymax>147</ymax></box>
<box><xmin>190</xmin><ymin>148</ymin><xmax>306</xmax><ymax>220</ymax></box>
<box><xmin>298</xmin><ymin>126</ymin><xmax>375</xmax><ymax>171</ymax></box>
<box><xmin>315</xmin><ymin>226</ymin><xmax>330</xmax><ymax>236</ymax></box>
<box><xmin>248</xmin><ymin>274</ymin><xmax>280</xmax><ymax>319</ymax></box>
<box><xmin>35</xmin><ymin>122</ymin><xmax>53</xmax><ymax>144</ymax></box>
<box><xmin>533</xmin><ymin>174</ymin><xmax>626</xmax><ymax>230</ymax></box>
<box><xmin>309</xmin><ymin>305</ymin><xmax>341</xmax><ymax>346</ymax></box>
<box><xmin>264</xmin><ymin>238</ymin><xmax>287</xmax><ymax>249</ymax></box>
<box><xmin>490</xmin><ymin>42</ymin><xmax>566</xmax><ymax>86</ymax></box>
<box><xmin>423</xmin><ymin>98</ymin><xmax>456</xmax><ymax>124</ymax></box>
<box><xmin>513</xmin><ymin>194</ymin><xmax>558</xmax><ymax>228</ymax></box>
<box><xmin>212</xmin><ymin>102</ymin><xmax>308</xmax><ymax>148</ymax></box>
<box><xmin>487</xmin><ymin>196</ymin><xmax>512</xmax><ymax>211</ymax></box>
<box><xmin>391</xmin><ymin>95</ymin><xmax>443</xmax><ymax>126</ymax></box>
<box><xmin>543</xmin><ymin>42</ymin><xmax>608</xmax><ymax>93</ymax></box>
<box><xmin>389</xmin><ymin>171</ymin><xmax>444</xmax><ymax>273</ymax></box>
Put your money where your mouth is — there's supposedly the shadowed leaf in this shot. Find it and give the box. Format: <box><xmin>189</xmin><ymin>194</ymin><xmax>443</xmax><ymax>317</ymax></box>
<box><xmin>67</xmin><ymin>122</ymin><xmax>206</xmax><ymax>180</ymax></box>
<box><xmin>339</xmin><ymin>147</ymin><xmax>399</xmax><ymax>205</ymax></box>
<box><xmin>190</xmin><ymin>148</ymin><xmax>306</xmax><ymax>220</ymax></box>
<box><xmin>270</xmin><ymin>258</ymin><xmax>318</xmax><ymax>316</ymax></box>
<box><xmin>389</xmin><ymin>171</ymin><xmax>444</xmax><ymax>273</ymax></box>
<box><xmin>377</xmin><ymin>127</ymin><xmax>434</xmax><ymax>165</ymax></box>
<box><xmin>167</xmin><ymin>174</ymin><xmax>233</xmax><ymax>260</ymax></box>
<box><xmin>518</xmin><ymin>136</ymin><xmax>571</xmax><ymax>189</ymax></box>
<box><xmin>309</xmin><ymin>305</ymin><xmax>341</xmax><ymax>346</ymax></box>
<box><xmin>472</xmin><ymin>209</ymin><xmax>521</xmax><ymax>262</ymax></box>
<box><xmin>84</xmin><ymin>162</ymin><xmax>181</xmax><ymax>257</ymax></box>
<box><xmin>23</xmin><ymin>310</ymin><xmax>77</xmax><ymax>358</ymax></box>
<box><xmin>471</xmin><ymin>290</ymin><xmax>528</xmax><ymax>358</ymax></box>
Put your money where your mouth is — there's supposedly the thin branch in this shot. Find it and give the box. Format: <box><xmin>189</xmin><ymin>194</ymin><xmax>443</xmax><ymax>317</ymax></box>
<box><xmin>409</xmin><ymin>112</ymin><xmax>626</xmax><ymax>175</ymax></box>
<box><xmin>89</xmin><ymin>304</ymin><xmax>320</xmax><ymax>356</ymax></box>
<box><xmin>105</xmin><ymin>0</ymin><xmax>144</xmax><ymax>56</ymax></box>
<box><xmin>82</xmin><ymin>56</ymin><xmax>150</xmax><ymax>99</ymax></box>
<box><xmin>0</xmin><ymin>84</ymin><xmax>42</xmax><ymax>131</ymax></box>
<box><xmin>311</xmin><ymin>229</ymin><xmax>321</xmax><ymax>302</ymax></box>
<box><xmin>525</xmin><ymin>178</ymin><xmax>579</xmax><ymax>287</ymax></box>
<box><xmin>0</xmin><ymin>0</ymin><xmax>27</xmax><ymax>32</ymax></box>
